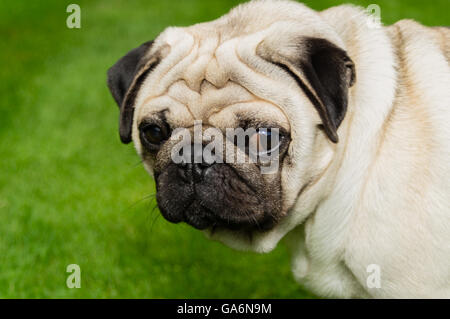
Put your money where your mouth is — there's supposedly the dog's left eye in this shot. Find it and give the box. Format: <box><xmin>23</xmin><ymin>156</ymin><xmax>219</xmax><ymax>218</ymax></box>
<box><xmin>248</xmin><ymin>128</ymin><xmax>282</xmax><ymax>155</ymax></box>
<box><xmin>139</xmin><ymin>123</ymin><xmax>170</xmax><ymax>150</ymax></box>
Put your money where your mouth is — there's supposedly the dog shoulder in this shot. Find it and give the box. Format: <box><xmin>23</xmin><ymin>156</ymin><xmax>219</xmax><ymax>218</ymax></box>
<box><xmin>433</xmin><ymin>26</ymin><xmax>450</xmax><ymax>63</ymax></box>
<box><xmin>389</xmin><ymin>19</ymin><xmax>450</xmax><ymax>62</ymax></box>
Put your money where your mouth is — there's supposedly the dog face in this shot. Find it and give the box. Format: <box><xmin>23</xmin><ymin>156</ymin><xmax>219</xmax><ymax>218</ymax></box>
<box><xmin>107</xmin><ymin>1</ymin><xmax>355</xmax><ymax>250</ymax></box>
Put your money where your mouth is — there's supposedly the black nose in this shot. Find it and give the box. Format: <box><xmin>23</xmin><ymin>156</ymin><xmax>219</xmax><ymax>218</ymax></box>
<box><xmin>177</xmin><ymin>162</ymin><xmax>212</xmax><ymax>183</ymax></box>
<box><xmin>176</xmin><ymin>144</ymin><xmax>216</xmax><ymax>183</ymax></box>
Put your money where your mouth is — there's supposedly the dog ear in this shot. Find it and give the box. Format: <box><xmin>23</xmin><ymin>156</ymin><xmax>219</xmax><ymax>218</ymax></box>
<box><xmin>107</xmin><ymin>41</ymin><xmax>160</xmax><ymax>144</ymax></box>
<box><xmin>258</xmin><ymin>37</ymin><xmax>356</xmax><ymax>143</ymax></box>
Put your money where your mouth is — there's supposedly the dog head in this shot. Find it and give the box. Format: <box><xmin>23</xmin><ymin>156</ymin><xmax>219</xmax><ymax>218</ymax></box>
<box><xmin>107</xmin><ymin>0</ymin><xmax>355</xmax><ymax>252</ymax></box>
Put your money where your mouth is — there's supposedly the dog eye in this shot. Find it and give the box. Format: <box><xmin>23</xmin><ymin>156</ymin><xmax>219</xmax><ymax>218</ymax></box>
<box><xmin>248</xmin><ymin>128</ymin><xmax>281</xmax><ymax>155</ymax></box>
<box><xmin>139</xmin><ymin>123</ymin><xmax>170</xmax><ymax>148</ymax></box>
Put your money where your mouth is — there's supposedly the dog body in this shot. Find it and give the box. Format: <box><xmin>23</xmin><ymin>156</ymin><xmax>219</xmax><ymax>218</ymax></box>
<box><xmin>107</xmin><ymin>0</ymin><xmax>450</xmax><ymax>298</ymax></box>
<box><xmin>284</xmin><ymin>9</ymin><xmax>450</xmax><ymax>298</ymax></box>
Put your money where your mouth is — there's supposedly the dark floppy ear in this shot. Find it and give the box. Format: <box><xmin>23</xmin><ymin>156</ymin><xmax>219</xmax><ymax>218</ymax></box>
<box><xmin>107</xmin><ymin>41</ymin><xmax>160</xmax><ymax>144</ymax></box>
<box><xmin>259</xmin><ymin>37</ymin><xmax>355</xmax><ymax>143</ymax></box>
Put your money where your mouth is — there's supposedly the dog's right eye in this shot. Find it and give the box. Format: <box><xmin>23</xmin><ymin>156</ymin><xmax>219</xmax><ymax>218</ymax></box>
<box><xmin>139</xmin><ymin>122</ymin><xmax>170</xmax><ymax>150</ymax></box>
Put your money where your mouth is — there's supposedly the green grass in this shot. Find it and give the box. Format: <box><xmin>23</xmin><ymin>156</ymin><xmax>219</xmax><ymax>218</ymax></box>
<box><xmin>0</xmin><ymin>0</ymin><xmax>448</xmax><ymax>298</ymax></box>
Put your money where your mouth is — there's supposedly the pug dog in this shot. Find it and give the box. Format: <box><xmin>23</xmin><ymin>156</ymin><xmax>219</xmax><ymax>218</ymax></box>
<box><xmin>107</xmin><ymin>0</ymin><xmax>450</xmax><ymax>298</ymax></box>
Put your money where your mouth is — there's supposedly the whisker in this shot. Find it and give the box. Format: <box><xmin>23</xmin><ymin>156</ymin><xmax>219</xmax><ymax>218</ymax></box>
<box><xmin>132</xmin><ymin>159</ymin><xmax>144</xmax><ymax>167</ymax></box>
<box><xmin>123</xmin><ymin>193</ymin><xmax>156</xmax><ymax>213</ymax></box>
<box><xmin>146</xmin><ymin>198</ymin><xmax>161</xmax><ymax>233</ymax></box>
<box><xmin>150</xmin><ymin>212</ymin><xmax>161</xmax><ymax>232</ymax></box>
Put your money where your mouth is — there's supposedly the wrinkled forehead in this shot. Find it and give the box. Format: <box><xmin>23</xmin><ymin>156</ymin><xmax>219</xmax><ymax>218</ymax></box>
<box><xmin>134</xmin><ymin>26</ymin><xmax>291</xmax><ymax>130</ymax></box>
<box><xmin>133</xmin><ymin>4</ymin><xmax>340</xmax><ymax>130</ymax></box>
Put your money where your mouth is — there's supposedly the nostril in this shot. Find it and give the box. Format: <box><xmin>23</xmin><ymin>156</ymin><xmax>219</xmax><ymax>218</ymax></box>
<box><xmin>177</xmin><ymin>163</ymin><xmax>192</xmax><ymax>182</ymax></box>
<box><xmin>199</xmin><ymin>161</ymin><xmax>212</xmax><ymax>168</ymax></box>
<box><xmin>178</xmin><ymin>161</ymin><xmax>187</xmax><ymax>168</ymax></box>
<box><xmin>177</xmin><ymin>167</ymin><xmax>188</xmax><ymax>182</ymax></box>
<box><xmin>193</xmin><ymin>161</ymin><xmax>216</xmax><ymax>181</ymax></box>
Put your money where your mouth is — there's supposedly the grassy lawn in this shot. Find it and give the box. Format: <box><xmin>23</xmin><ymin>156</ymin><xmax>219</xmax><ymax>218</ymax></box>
<box><xmin>0</xmin><ymin>0</ymin><xmax>448</xmax><ymax>298</ymax></box>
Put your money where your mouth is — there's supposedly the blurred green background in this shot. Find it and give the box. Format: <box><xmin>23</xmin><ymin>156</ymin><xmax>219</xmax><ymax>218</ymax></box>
<box><xmin>0</xmin><ymin>0</ymin><xmax>448</xmax><ymax>298</ymax></box>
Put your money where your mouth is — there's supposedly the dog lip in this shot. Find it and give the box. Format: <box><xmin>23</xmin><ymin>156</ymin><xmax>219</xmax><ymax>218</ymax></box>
<box><xmin>155</xmin><ymin>162</ymin><xmax>281</xmax><ymax>232</ymax></box>
<box><xmin>159</xmin><ymin>193</ymin><xmax>279</xmax><ymax>231</ymax></box>
<box><xmin>157</xmin><ymin>185</ymin><xmax>278</xmax><ymax>231</ymax></box>
<box><xmin>183</xmin><ymin>200</ymin><xmax>215</xmax><ymax>229</ymax></box>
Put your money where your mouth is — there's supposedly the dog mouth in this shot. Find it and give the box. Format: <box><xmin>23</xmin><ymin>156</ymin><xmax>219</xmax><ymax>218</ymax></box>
<box><xmin>157</xmin><ymin>192</ymin><xmax>277</xmax><ymax>231</ymax></box>
<box><xmin>154</xmin><ymin>163</ymin><xmax>281</xmax><ymax>232</ymax></box>
<box><xmin>176</xmin><ymin>199</ymin><xmax>215</xmax><ymax>230</ymax></box>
